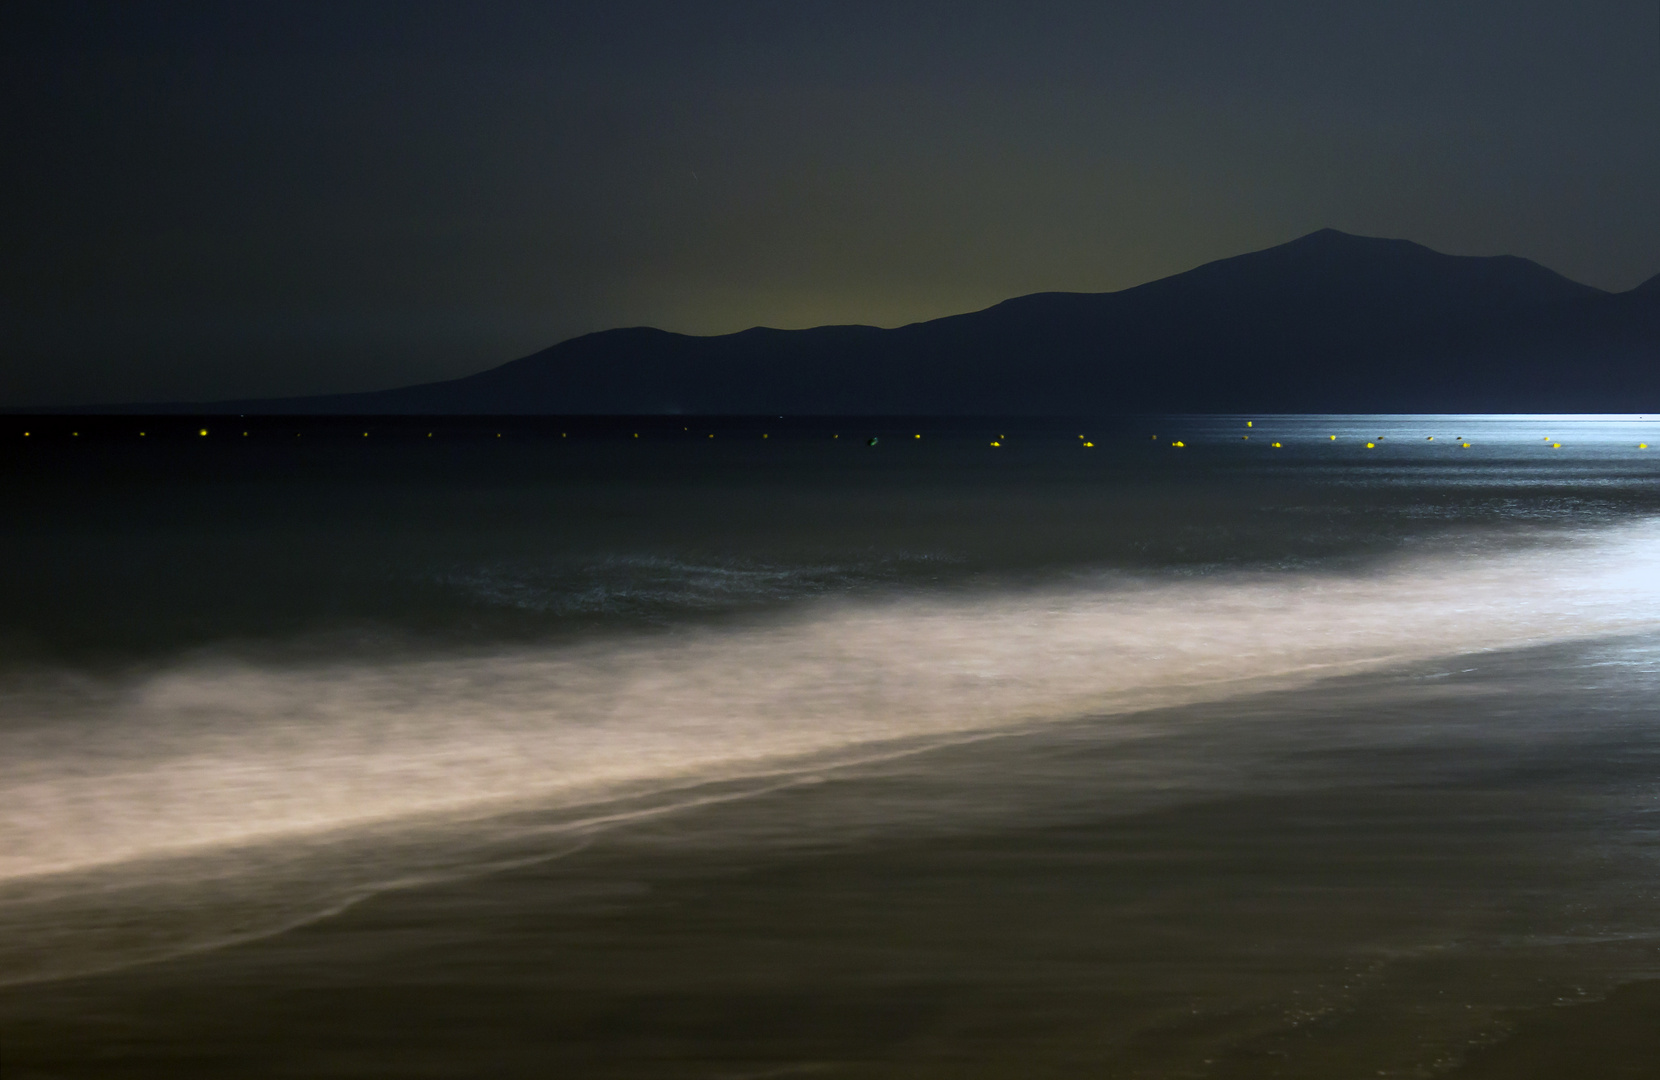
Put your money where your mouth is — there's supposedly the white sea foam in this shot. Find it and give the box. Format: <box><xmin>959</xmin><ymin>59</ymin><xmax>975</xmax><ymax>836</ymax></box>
<box><xmin>5</xmin><ymin>521</ymin><xmax>1660</xmax><ymax>884</ymax></box>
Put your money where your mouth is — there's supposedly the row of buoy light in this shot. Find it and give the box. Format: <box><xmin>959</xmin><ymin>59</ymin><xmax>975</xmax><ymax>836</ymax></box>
<box><xmin>1238</xmin><ymin>424</ymin><xmax>1639</xmax><ymax>451</ymax></box>
<box><xmin>11</xmin><ymin>426</ymin><xmax>1655</xmax><ymax>450</ymax></box>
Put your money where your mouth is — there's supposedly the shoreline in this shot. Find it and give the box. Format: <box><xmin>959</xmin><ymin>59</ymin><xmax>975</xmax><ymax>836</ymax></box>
<box><xmin>1445</xmin><ymin>977</ymin><xmax>1660</xmax><ymax>1078</ymax></box>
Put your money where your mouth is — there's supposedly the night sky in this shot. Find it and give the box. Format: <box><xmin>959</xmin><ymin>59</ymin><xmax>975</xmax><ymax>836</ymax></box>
<box><xmin>3</xmin><ymin>2</ymin><xmax>1658</xmax><ymax>406</ymax></box>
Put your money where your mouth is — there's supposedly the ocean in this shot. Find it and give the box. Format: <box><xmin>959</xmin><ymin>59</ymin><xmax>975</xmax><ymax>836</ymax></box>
<box><xmin>3</xmin><ymin>413</ymin><xmax>1659</xmax><ymax>1078</ymax></box>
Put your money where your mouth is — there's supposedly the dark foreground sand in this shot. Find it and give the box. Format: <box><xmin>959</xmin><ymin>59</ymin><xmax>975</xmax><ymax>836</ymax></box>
<box><xmin>4</xmin><ymin>812</ymin><xmax>1657</xmax><ymax>1079</ymax></box>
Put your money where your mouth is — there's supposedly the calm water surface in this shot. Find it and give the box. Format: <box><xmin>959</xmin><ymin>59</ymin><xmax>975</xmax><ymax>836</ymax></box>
<box><xmin>2</xmin><ymin>413</ymin><xmax>1660</xmax><ymax>1077</ymax></box>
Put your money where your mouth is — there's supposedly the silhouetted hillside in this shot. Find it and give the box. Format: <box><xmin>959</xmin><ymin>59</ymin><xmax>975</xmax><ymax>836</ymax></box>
<box><xmin>107</xmin><ymin>230</ymin><xmax>1660</xmax><ymax>414</ymax></box>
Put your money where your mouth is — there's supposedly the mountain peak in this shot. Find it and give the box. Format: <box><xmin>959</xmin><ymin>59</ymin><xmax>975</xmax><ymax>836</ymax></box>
<box><xmin>1290</xmin><ymin>227</ymin><xmax>1388</xmax><ymax>243</ymax></box>
<box><xmin>1258</xmin><ymin>230</ymin><xmax>1600</xmax><ymax>303</ymax></box>
<box><xmin>1278</xmin><ymin>227</ymin><xmax>1421</xmax><ymax>252</ymax></box>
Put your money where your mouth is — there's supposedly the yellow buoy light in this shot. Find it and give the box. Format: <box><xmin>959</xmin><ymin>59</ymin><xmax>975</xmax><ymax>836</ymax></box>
<box><xmin>1552</xmin><ymin>443</ymin><xmax>1561</xmax><ymax>448</ymax></box>
<box><xmin>1365</xmin><ymin>442</ymin><xmax>1374</xmax><ymax>448</ymax></box>
<box><xmin>915</xmin><ymin>434</ymin><xmax>921</xmax><ymax>439</ymax></box>
<box><xmin>1083</xmin><ymin>441</ymin><xmax>1094</xmax><ymax>447</ymax></box>
<box><xmin>1639</xmin><ymin>443</ymin><xmax>1649</xmax><ymax>449</ymax></box>
<box><xmin>198</xmin><ymin>429</ymin><xmax>207</xmax><ymax>436</ymax></box>
<box><xmin>1172</xmin><ymin>440</ymin><xmax>1185</xmax><ymax>447</ymax></box>
<box><xmin>1271</xmin><ymin>441</ymin><xmax>1282</xmax><ymax>448</ymax></box>
<box><xmin>990</xmin><ymin>440</ymin><xmax>1001</xmax><ymax>447</ymax></box>
<box><xmin>1329</xmin><ymin>435</ymin><xmax>1336</xmax><ymax>441</ymax></box>
<box><xmin>1246</xmin><ymin>421</ymin><xmax>1252</xmax><ymax>427</ymax></box>
<box><xmin>1461</xmin><ymin>442</ymin><xmax>1471</xmax><ymax>448</ymax></box>
<box><xmin>1426</xmin><ymin>436</ymin><xmax>1434</xmax><ymax>441</ymax></box>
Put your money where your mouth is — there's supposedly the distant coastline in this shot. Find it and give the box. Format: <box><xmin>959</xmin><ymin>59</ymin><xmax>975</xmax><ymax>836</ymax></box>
<box><xmin>29</xmin><ymin>230</ymin><xmax>1660</xmax><ymax>416</ymax></box>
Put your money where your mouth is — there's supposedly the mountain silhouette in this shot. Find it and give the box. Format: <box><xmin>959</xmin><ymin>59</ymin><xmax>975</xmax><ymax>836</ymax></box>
<box><xmin>131</xmin><ymin>230</ymin><xmax>1660</xmax><ymax>414</ymax></box>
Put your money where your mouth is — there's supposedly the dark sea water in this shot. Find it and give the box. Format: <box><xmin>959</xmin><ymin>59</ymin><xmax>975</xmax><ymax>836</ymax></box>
<box><xmin>3</xmin><ymin>413</ymin><xmax>1660</xmax><ymax>1078</ymax></box>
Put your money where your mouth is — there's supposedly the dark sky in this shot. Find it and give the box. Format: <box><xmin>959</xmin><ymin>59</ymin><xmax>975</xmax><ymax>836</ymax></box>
<box><xmin>3</xmin><ymin>1</ymin><xmax>1658</xmax><ymax>406</ymax></box>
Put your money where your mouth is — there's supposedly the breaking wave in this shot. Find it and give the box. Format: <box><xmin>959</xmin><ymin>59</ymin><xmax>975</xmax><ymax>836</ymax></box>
<box><xmin>5</xmin><ymin>521</ymin><xmax>1660</xmax><ymax>886</ymax></box>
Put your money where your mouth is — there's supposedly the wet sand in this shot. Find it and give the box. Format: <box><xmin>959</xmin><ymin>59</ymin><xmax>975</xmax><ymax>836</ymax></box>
<box><xmin>5</xmin><ymin>639</ymin><xmax>1660</xmax><ymax>1078</ymax></box>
